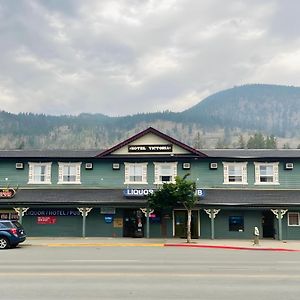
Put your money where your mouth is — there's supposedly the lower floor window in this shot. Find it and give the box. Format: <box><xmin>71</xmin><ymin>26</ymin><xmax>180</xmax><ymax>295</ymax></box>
<box><xmin>229</xmin><ymin>216</ymin><xmax>244</xmax><ymax>231</ymax></box>
<box><xmin>288</xmin><ymin>212</ymin><xmax>300</xmax><ymax>226</ymax></box>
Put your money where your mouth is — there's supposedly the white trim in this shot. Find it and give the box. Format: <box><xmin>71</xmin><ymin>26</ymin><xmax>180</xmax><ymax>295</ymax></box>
<box><xmin>58</xmin><ymin>162</ymin><xmax>82</xmax><ymax>184</ymax></box>
<box><xmin>124</xmin><ymin>162</ymin><xmax>148</xmax><ymax>184</ymax></box>
<box><xmin>222</xmin><ymin>162</ymin><xmax>248</xmax><ymax>185</ymax></box>
<box><xmin>254</xmin><ymin>162</ymin><xmax>279</xmax><ymax>185</ymax></box>
<box><xmin>153</xmin><ymin>162</ymin><xmax>177</xmax><ymax>184</ymax></box>
<box><xmin>28</xmin><ymin>162</ymin><xmax>52</xmax><ymax>184</ymax></box>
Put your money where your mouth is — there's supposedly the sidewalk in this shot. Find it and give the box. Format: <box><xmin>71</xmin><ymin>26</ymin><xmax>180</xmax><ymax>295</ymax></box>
<box><xmin>23</xmin><ymin>237</ymin><xmax>300</xmax><ymax>252</ymax></box>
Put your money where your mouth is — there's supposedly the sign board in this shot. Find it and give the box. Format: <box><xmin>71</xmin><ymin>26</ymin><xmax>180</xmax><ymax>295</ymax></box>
<box><xmin>104</xmin><ymin>215</ymin><xmax>113</xmax><ymax>223</ymax></box>
<box><xmin>25</xmin><ymin>209</ymin><xmax>80</xmax><ymax>216</ymax></box>
<box><xmin>128</xmin><ymin>144</ymin><xmax>173</xmax><ymax>153</ymax></box>
<box><xmin>101</xmin><ymin>207</ymin><xmax>116</xmax><ymax>214</ymax></box>
<box><xmin>123</xmin><ymin>188</ymin><xmax>205</xmax><ymax>198</ymax></box>
<box><xmin>113</xmin><ymin>218</ymin><xmax>123</xmax><ymax>228</ymax></box>
<box><xmin>0</xmin><ymin>188</ymin><xmax>16</xmax><ymax>199</ymax></box>
<box><xmin>37</xmin><ymin>216</ymin><xmax>57</xmax><ymax>224</ymax></box>
<box><xmin>123</xmin><ymin>189</ymin><xmax>154</xmax><ymax>197</ymax></box>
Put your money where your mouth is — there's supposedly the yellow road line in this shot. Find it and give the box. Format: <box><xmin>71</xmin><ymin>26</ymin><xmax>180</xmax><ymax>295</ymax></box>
<box><xmin>46</xmin><ymin>243</ymin><xmax>164</xmax><ymax>247</ymax></box>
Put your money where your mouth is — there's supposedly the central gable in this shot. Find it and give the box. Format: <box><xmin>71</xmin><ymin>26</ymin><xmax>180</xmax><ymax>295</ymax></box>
<box><xmin>96</xmin><ymin>127</ymin><xmax>207</xmax><ymax>158</ymax></box>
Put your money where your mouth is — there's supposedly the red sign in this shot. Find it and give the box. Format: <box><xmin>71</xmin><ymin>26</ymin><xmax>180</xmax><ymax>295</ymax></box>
<box><xmin>37</xmin><ymin>216</ymin><xmax>57</xmax><ymax>224</ymax></box>
<box><xmin>0</xmin><ymin>188</ymin><xmax>16</xmax><ymax>199</ymax></box>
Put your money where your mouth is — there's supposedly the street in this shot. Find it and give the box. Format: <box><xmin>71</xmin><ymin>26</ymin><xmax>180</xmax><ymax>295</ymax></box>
<box><xmin>1</xmin><ymin>244</ymin><xmax>300</xmax><ymax>299</ymax></box>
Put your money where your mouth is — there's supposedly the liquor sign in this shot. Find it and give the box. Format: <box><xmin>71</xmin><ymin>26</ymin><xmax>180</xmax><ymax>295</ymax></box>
<box><xmin>0</xmin><ymin>188</ymin><xmax>16</xmax><ymax>199</ymax></box>
<box><xmin>25</xmin><ymin>209</ymin><xmax>80</xmax><ymax>217</ymax></box>
<box><xmin>196</xmin><ymin>189</ymin><xmax>205</xmax><ymax>198</ymax></box>
<box><xmin>123</xmin><ymin>189</ymin><xmax>154</xmax><ymax>197</ymax></box>
<box><xmin>128</xmin><ymin>144</ymin><xmax>173</xmax><ymax>152</ymax></box>
<box><xmin>37</xmin><ymin>216</ymin><xmax>57</xmax><ymax>224</ymax></box>
<box><xmin>123</xmin><ymin>188</ymin><xmax>205</xmax><ymax>198</ymax></box>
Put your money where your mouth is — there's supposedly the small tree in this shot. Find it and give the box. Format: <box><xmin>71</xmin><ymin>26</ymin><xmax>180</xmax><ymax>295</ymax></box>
<box><xmin>148</xmin><ymin>174</ymin><xmax>198</xmax><ymax>243</ymax></box>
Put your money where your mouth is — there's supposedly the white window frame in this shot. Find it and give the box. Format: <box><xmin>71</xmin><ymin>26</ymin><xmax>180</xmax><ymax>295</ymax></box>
<box><xmin>223</xmin><ymin>162</ymin><xmax>248</xmax><ymax>184</ymax></box>
<box><xmin>154</xmin><ymin>162</ymin><xmax>177</xmax><ymax>184</ymax></box>
<box><xmin>124</xmin><ymin>163</ymin><xmax>148</xmax><ymax>184</ymax></box>
<box><xmin>58</xmin><ymin>162</ymin><xmax>82</xmax><ymax>184</ymax></box>
<box><xmin>254</xmin><ymin>162</ymin><xmax>279</xmax><ymax>185</ymax></box>
<box><xmin>288</xmin><ymin>212</ymin><xmax>300</xmax><ymax>226</ymax></box>
<box><xmin>28</xmin><ymin>162</ymin><xmax>52</xmax><ymax>184</ymax></box>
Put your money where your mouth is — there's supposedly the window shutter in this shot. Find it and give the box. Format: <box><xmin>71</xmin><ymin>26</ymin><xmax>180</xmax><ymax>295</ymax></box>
<box><xmin>242</xmin><ymin>164</ymin><xmax>247</xmax><ymax>184</ymax></box>
<box><xmin>223</xmin><ymin>163</ymin><xmax>228</xmax><ymax>184</ymax></box>
<box><xmin>254</xmin><ymin>163</ymin><xmax>260</xmax><ymax>183</ymax></box>
<box><xmin>124</xmin><ymin>163</ymin><xmax>129</xmax><ymax>183</ymax></box>
<box><xmin>28</xmin><ymin>163</ymin><xmax>33</xmax><ymax>183</ymax></box>
<box><xmin>274</xmin><ymin>163</ymin><xmax>279</xmax><ymax>183</ymax></box>
<box><xmin>58</xmin><ymin>163</ymin><xmax>63</xmax><ymax>183</ymax></box>
<box><xmin>172</xmin><ymin>163</ymin><xmax>177</xmax><ymax>182</ymax></box>
<box><xmin>142</xmin><ymin>164</ymin><xmax>147</xmax><ymax>183</ymax></box>
<box><xmin>46</xmin><ymin>163</ymin><xmax>51</xmax><ymax>183</ymax></box>
<box><xmin>154</xmin><ymin>163</ymin><xmax>159</xmax><ymax>184</ymax></box>
<box><xmin>76</xmin><ymin>164</ymin><xmax>81</xmax><ymax>183</ymax></box>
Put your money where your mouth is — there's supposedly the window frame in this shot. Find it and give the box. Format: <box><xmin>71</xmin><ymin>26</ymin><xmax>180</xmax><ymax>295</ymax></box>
<box><xmin>223</xmin><ymin>162</ymin><xmax>248</xmax><ymax>184</ymax></box>
<box><xmin>254</xmin><ymin>162</ymin><xmax>279</xmax><ymax>185</ymax></box>
<box><xmin>124</xmin><ymin>163</ymin><xmax>148</xmax><ymax>184</ymax></box>
<box><xmin>288</xmin><ymin>212</ymin><xmax>300</xmax><ymax>226</ymax></box>
<box><xmin>154</xmin><ymin>162</ymin><xmax>177</xmax><ymax>184</ymax></box>
<box><xmin>28</xmin><ymin>162</ymin><xmax>52</xmax><ymax>184</ymax></box>
<box><xmin>58</xmin><ymin>162</ymin><xmax>82</xmax><ymax>184</ymax></box>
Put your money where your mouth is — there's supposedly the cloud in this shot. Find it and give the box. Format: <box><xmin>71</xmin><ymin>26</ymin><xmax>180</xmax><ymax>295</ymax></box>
<box><xmin>0</xmin><ymin>0</ymin><xmax>298</xmax><ymax>116</ymax></box>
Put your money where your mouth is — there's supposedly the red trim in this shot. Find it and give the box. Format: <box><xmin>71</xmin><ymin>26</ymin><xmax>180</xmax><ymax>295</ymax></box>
<box><xmin>95</xmin><ymin>127</ymin><xmax>207</xmax><ymax>158</ymax></box>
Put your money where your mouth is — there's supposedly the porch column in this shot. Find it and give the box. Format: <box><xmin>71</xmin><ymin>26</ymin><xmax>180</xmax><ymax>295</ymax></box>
<box><xmin>77</xmin><ymin>207</ymin><xmax>93</xmax><ymax>238</ymax></box>
<box><xmin>140</xmin><ymin>207</ymin><xmax>154</xmax><ymax>238</ymax></box>
<box><xmin>204</xmin><ymin>209</ymin><xmax>220</xmax><ymax>239</ymax></box>
<box><xmin>13</xmin><ymin>207</ymin><xmax>29</xmax><ymax>224</ymax></box>
<box><xmin>271</xmin><ymin>209</ymin><xmax>288</xmax><ymax>241</ymax></box>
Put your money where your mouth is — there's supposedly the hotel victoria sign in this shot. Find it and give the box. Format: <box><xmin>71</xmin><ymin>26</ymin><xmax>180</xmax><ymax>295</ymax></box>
<box><xmin>128</xmin><ymin>144</ymin><xmax>173</xmax><ymax>152</ymax></box>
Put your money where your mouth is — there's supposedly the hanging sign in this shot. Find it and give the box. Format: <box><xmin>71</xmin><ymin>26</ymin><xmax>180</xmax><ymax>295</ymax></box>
<box><xmin>0</xmin><ymin>188</ymin><xmax>16</xmax><ymax>199</ymax></box>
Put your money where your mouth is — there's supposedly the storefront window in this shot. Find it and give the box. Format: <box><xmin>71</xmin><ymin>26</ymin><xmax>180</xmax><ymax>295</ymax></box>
<box><xmin>229</xmin><ymin>216</ymin><xmax>244</xmax><ymax>231</ymax></box>
<box><xmin>288</xmin><ymin>212</ymin><xmax>300</xmax><ymax>226</ymax></box>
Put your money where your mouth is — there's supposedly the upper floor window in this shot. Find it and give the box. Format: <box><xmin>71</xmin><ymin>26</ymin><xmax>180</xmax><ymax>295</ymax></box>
<box><xmin>154</xmin><ymin>162</ymin><xmax>177</xmax><ymax>184</ymax></box>
<box><xmin>254</xmin><ymin>162</ymin><xmax>279</xmax><ymax>184</ymax></box>
<box><xmin>124</xmin><ymin>163</ymin><xmax>147</xmax><ymax>184</ymax></box>
<box><xmin>28</xmin><ymin>162</ymin><xmax>52</xmax><ymax>184</ymax></box>
<box><xmin>58</xmin><ymin>162</ymin><xmax>81</xmax><ymax>184</ymax></box>
<box><xmin>223</xmin><ymin>162</ymin><xmax>247</xmax><ymax>184</ymax></box>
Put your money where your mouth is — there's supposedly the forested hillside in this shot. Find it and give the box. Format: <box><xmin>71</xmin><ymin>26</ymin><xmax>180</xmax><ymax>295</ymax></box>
<box><xmin>0</xmin><ymin>84</ymin><xmax>300</xmax><ymax>150</ymax></box>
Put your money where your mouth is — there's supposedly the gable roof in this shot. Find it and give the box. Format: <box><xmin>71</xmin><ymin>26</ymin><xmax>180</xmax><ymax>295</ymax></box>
<box><xmin>96</xmin><ymin>127</ymin><xmax>207</xmax><ymax>158</ymax></box>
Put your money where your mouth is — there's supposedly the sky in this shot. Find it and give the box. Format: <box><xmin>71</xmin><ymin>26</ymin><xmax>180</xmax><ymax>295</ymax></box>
<box><xmin>0</xmin><ymin>0</ymin><xmax>299</xmax><ymax>116</ymax></box>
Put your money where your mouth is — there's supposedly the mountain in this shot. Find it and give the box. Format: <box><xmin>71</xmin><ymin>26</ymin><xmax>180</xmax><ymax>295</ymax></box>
<box><xmin>0</xmin><ymin>84</ymin><xmax>300</xmax><ymax>149</ymax></box>
<box><xmin>182</xmin><ymin>84</ymin><xmax>300</xmax><ymax>137</ymax></box>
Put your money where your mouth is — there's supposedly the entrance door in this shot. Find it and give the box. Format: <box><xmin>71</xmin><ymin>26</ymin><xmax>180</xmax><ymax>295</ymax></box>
<box><xmin>262</xmin><ymin>210</ymin><xmax>275</xmax><ymax>238</ymax></box>
<box><xmin>174</xmin><ymin>210</ymin><xmax>199</xmax><ymax>239</ymax></box>
<box><xmin>123</xmin><ymin>209</ymin><xmax>144</xmax><ymax>238</ymax></box>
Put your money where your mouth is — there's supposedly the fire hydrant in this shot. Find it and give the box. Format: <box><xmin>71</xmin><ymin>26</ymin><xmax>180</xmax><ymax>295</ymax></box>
<box><xmin>253</xmin><ymin>226</ymin><xmax>259</xmax><ymax>245</ymax></box>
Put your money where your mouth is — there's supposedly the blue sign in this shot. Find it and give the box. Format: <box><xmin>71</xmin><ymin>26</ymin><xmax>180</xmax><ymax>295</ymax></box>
<box><xmin>123</xmin><ymin>188</ymin><xmax>205</xmax><ymax>198</ymax></box>
<box><xmin>196</xmin><ymin>189</ymin><xmax>205</xmax><ymax>198</ymax></box>
<box><xmin>123</xmin><ymin>189</ymin><xmax>154</xmax><ymax>197</ymax></box>
<box><xmin>104</xmin><ymin>215</ymin><xmax>113</xmax><ymax>223</ymax></box>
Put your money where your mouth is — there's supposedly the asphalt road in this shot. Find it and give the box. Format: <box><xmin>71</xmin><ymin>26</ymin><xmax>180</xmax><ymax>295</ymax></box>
<box><xmin>1</xmin><ymin>244</ymin><xmax>300</xmax><ymax>300</ymax></box>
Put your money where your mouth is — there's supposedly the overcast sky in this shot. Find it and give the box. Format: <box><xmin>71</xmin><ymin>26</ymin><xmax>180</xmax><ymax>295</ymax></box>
<box><xmin>0</xmin><ymin>0</ymin><xmax>299</xmax><ymax>116</ymax></box>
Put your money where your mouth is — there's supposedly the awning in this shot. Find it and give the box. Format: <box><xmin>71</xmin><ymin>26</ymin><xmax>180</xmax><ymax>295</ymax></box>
<box><xmin>0</xmin><ymin>189</ymin><xmax>147</xmax><ymax>207</ymax></box>
<box><xmin>199</xmin><ymin>189</ymin><xmax>300</xmax><ymax>207</ymax></box>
